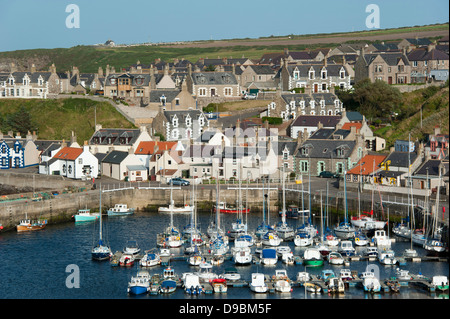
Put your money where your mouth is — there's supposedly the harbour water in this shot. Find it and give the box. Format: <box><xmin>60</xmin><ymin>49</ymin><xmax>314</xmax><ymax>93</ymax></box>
<box><xmin>0</xmin><ymin>210</ymin><xmax>448</xmax><ymax>300</ymax></box>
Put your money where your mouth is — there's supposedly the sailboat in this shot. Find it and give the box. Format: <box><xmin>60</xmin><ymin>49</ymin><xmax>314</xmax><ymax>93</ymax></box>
<box><xmin>228</xmin><ymin>163</ymin><xmax>248</xmax><ymax>239</ymax></box>
<box><xmin>423</xmin><ymin>169</ymin><xmax>446</xmax><ymax>256</ymax></box>
<box><xmin>275</xmin><ymin>166</ymin><xmax>295</xmax><ymax>240</ymax></box>
<box><xmin>256</xmin><ymin>178</ymin><xmax>273</xmax><ymax>238</ymax></box>
<box><xmin>334</xmin><ymin>171</ymin><xmax>355</xmax><ymax>239</ymax></box>
<box><xmin>91</xmin><ymin>186</ymin><xmax>112</xmax><ymax>261</ymax></box>
<box><xmin>158</xmin><ymin>184</ymin><xmax>194</xmax><ymax>214</ymax></box>
<box><xmin>159</xmin><ymin>180</ymin><xmax>183</xmax><ymax>248</ymax></box>
<box><xmin>207</xmin><ymin>172</ymin><xmax>229</xmax><ymax>256</ymax></box>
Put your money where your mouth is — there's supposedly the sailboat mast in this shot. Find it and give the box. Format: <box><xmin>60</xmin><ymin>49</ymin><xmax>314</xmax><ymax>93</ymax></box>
<box><xmin>99</xmin><ymin>185</ymin><xmax>102</xmax><ymax>241</ymax></box>
<box><xmin>282</xmin><ymin>165</ymin><xmax>286</xmax><ymax>224</ymax></box>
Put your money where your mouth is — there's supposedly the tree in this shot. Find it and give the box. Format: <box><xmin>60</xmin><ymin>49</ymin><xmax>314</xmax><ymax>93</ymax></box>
<box><xmin>352</xmin><ymin>78</ymin><xmax>403</xmax><ymax>122</ymax></box>
<box><xmin>5</xmin><ymin>106</ymin><xmax>38</xmax><ymax>135</ymax></box>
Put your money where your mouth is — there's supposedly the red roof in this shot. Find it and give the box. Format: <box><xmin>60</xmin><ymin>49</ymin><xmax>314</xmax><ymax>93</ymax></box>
<box><xmin>347</xmin><ymin>154</ymin><xmax>387</xmax><ymax>175</ymax></box>
<box><xmin>341</xmin><ymin>122</ymin><xmax>362</xmax><ymax>132</ymax></box>
<box><xmin>53</xmin><ymin>147</ymin><xmax>83</xmax><ymax>161</ymax></box>
<box><xmin>135</xmin><ymin>141</ymin><xmax>177</xmax><ymax>155</ymax></box>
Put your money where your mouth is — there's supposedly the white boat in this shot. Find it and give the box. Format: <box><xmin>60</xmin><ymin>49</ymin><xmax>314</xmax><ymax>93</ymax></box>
<box><xmin>274</xmin><ymin>269</ymin><xmax>292</xmax><ymax>293</ymax></box>
<box><xmin>188</xmin><ymin>253</ymin><xmax>203</xmax><ymax>266</ymax></box>
<box><xmin>228</xmin><ymin>219</ymin><xmax>247</xmax><ymax>239</ymax></box>
<box><xmin>234</xmin><ymin>234</ymin><xmax>253</xmax><ymax>248</ymax></box>
<box><xmin>395</xmin><ymin>268</ymin><xmax>411</xmax><ymax>280</ymax></box>
<box><xmin>91</xmin><ymin>187</ymin><xmax>112</xmax><ymax>261</ymax></box>
<box><xmin>250</xmin><ymin>273</ymin><xmax>268</xmax><ymax>293</ymax></box>
<box><xmin>363</xmin><ymin>246</ymin><xmax>378</xmax><ymax>258</ymax></box>
<box><xmin>139</xmin><ymin>251</ymin><xmax>160</xmax><ymax>267</ymax></box>
<box><xmin>119</xmin><ymin>253</ymin><xmax>135</xmax><ymax>267</ymax></box>
<box><xmin>294</xmin><ymin>231</ymin><xmax>313</xmax><ymax>247</ymax></box>
<box><xmin>107</xmin><ymin>204</ymin><xmax>134</xmax><ymax>216</ymax></box>
<box><xmin>338</xmin><ymin>240</ymin><xmax>356</xmax><ymax>257</ymax></box>
<box><xmin>220</xmin><ymin>268</ymin><xmax>241</xmax><ymax>281</ymax></box>
<box><xmin>327</xmin><ymin>277</ymin><xmax>345</xmax><ymax>293</ymax></box>
<box><xmin>363</xmin><ymin>275</ymin><xmax>381</xmax><ymax>293</ymax></box>
<box><xmin>159</xmin><ymin>204</ymin><xmax>194</xmax><ymax>214</ymax></box>
<box><xmin>211</xmin><ymin>278</ymin><xmax>228</xmax><ymax>293</ymax></box>
<box><xmin>127</xmin><ymin>270</ymin><xmax>151</xmax><ymax>295</ymax></box>
<box><xmin>350</xmin><ymin>213</ymin><xmax>386</xmax><ymax>230</ymax></box>
<box><xmin>423</xmin><ymin>238</ymin><xmax>446</xmax><ymax>255</ymax></box>
<box><xmin>281</xmin><ymin>251</ymin><xmax>294</xmax><ymax>265</ymax></box>
<box><xmin>303</xmin><ymin>248</ymin><xmax>324</xmax><ymax>267</ymax></box>
<box><xmin>324</xmin><ymin>233</ymin><xmax>340</xmax><ymax>247</ymax></box>
<box><xmin>260</xmin><ymin>248</ymin><xmax>278</xmax><ymax>265</ymax></box>
<box><xmin>372</xmin><ymin>230</ymin><xmax>391</xmax><ymax>248</ymax></box>
<box><xmin>327</xmin><ymin>251</ymin><xmax>345</xmax><ymax>265</ymax></box>
<box><xmin>196</xmin><ymin>262</ymin><xmax>218</xmax><ymax>281</ymax></box>
<box><xmin>339</xmin><ymin>269</ymin><xmax>353</xmax><ymax>282</ymax></box>
<box><xmin>183</xmin><ymin>273</ymin><xmax>203</xmax><ymax>295</ymax></box>
<box><xmin>354</xmin><ymin>231</ymin><xmax>369</xmax><ymax>246</ymax></box>
<box><xmin>123</xmin><ymin>239</ymin><xmax>140</xmax><ymax>255</ymax></box>
<box><xmin>232</xmin><ymin>247</ymin><xmax>252</xmax><ymax>265</ymax></box>
<box><xmin>262</xmin><ymin>231</ymin><xmax>282</xmax><ymax>247</ymax></box>
<box><xmin>378</xmin><ymin>248</ymin><xmax>397</xmax><ymax>265</ymax></box>
<box><xmin>334</xmin><ymin>222</ymin><xmax>355</xmax><ymax>239</ymax></box>
<box><xmin>296</xmin><ymin>272</ymin><xmax>311</xmax><ymax>283</ymax></box>
<box><xmin>431</xmin><ymin>276</ymin><xmax>449</xmax><ymax>292</ymax></box>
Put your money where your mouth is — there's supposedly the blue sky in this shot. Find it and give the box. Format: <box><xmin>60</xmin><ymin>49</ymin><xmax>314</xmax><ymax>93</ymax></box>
<box><xmin>1</xmin><ymin>0</ymin><xmax>448</xmax><ymax>52</ymax></box>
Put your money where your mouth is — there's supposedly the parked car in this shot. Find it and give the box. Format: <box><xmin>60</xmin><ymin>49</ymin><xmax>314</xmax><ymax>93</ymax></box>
<box><xmin>168</xmin><ymin>177</ymin><xmax>190</xmax><ymax>186</ymax></box>
<box><xmin>319</xmin><ymin>171</ymin><xmax>338</xmax><ymax>178</ymax></box>
<box><xmin>242</xmin><ymin>93</ymin><xmax>257</xmax><ymax>100</ymax></box>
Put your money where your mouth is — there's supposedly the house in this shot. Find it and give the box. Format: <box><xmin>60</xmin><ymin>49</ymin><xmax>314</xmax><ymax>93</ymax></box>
<box><xmin>424</xmin><ymin>126</ymin><xmax>449</xmax><ymax>160</ymax></box>
<box><xmin>186</xmin><ymin>66</ymin><xmax>240</xmax><ymax>102</ymax></box>
<box><xmin>397</xmin><ymin>38</ymin><xmax>432</xmax><ymax>52</ymax></box>
<box><xmin>101</xmin><ymin>150</ymin><xmax>147</xmax><ymax>181</ymax></box>
<box><xmin>271</xmin><ymin>91</ymin><xmax>344</xmax><ymax>120</ymax></box>
<box><xmin>0</xmin><ymin>132</ymin><xmax>40</xmax><ymax>169</ymax></box>
<box><xmin>407</xmin><ymin>47</ymin><xmax>449</xmax><ymax>82</ymax></box>
<box><xmin>194</xmin><ymin>130</ymin><xmax>232</xmax><ymax>147</ymax></box>
<box><xmin>340</xmin><ymin>121</ymin><xmax>385</xmax><ymax>151</ymax></box>
<box><xmin>89</xmin><ymin>125</ymin><xmax>152</xmax><ymax>154</ymax></box>
<box><xmin>277</xmin><ymin>140</ymin><xmax>298</xmax><ymax>172</ymax></box>
<box><xmin>182</xmin><ymin>144</ymin><xmax>219</xmax><ymax>179</ymax></box>
<box><xmin>278</xmin><ymin>61</ymin><xmax>352</xmax><ymax>92</ymax></box>
<box><xmin>410</xmin><ymin>159</ymin><xmax>448</xmax><ymax>191</ymax></box>
<box><xmin>39</xmin><ymin>142</ymin><xmax>98</xmax><ymax>179</ymax></box>
<box><xmin>346</xmin><ymin>154</ymin><xmax>387</xmax><ymax>184</ymax></box>
<box><xmin>240</xmin><ymin>65</ymin><xmax>277</xmax><ymax>92</ymax></box>
<box><xmin>148</xmin><ymin>80</ymin><xmax>196</xmax><ymax>110</ymax></box>
<box><xmin>294</xmin><ymin>138</ymin><xmax>365</xmax><ymax>176</ymax></box>
<box><xmin>288</xmin><ymin>115</ymin><xmax>342</xmax><ymax>139</ymax></box>
<box><xmin>354</xmin><ymin>51</ymin><xmax>411</xmax><ymax>84</ymax></box>
<box><xmin>0</xmin><ymin>63</ymin><xmax>61</xmax><ymax>98</ymax></box>
<box><xmin>151</xmin><ymin>109</ymin><xmax>210</xmax><ymax>141</ymax></box>
<box><xmin>103</xmin><ymin>73</ymin><xmax>151</xmax><ymax>100</ymax></box>
<box><xmin>211</xmin><ymin>142</ymin><xmax>278</xmax><ymax>181</ymax></box>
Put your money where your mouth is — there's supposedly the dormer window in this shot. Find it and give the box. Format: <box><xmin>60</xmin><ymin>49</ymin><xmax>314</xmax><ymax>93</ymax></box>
<box><xmin>186</xmin><ymin>115</ymin><xmax>191</xmax><ymax>127</ymax></box>
<box><xmin>293</xmin><ymin>70</ymin><xmax>300</xmax><ymax>80</ymax></box>
<box><xmin>310</xmin><ymin>100</ymin><xmax>315</xmax><ymax>109</ymax></box>
<box><xmin>340</xmin><ymin>68</ymin><xmax>345</xmax><ymax>79</ymax></box>
<box><xmin>9</xmin><ymin>77</ymin><xmax>14</xmax><ymax>85</ymax></box>
<box><xmin>309</xmin><ymin>69</ymin><xmax>315</xmax><ymax>80</ymax></box>
<box><xmin>290</xmin><ymin>100</ymin><xmax>295</xmax><ymax>110</ymax></box>
<box><xmin>110</xmin><ymin>78</ymin><xmax>116</xmax><ymax>85</ymax></box>
<box><xmin>38</xmin><ymin>77</ymin><xmax>43</xmax><ymax>86</ymax></box>
<box><xmin>300</xmin><ymin>101</ymin><xmax>305</xmax><ymax>109</ymax></box>
<box><xmin>320</xmin><ymin>100</ymin><xmax>325</xmax><ymax>108</ymax></box>
<box><xmin>199</xmin><ymin>116</ymin><xmax>204</xmax><ymax>126</ymax></box>
<box><xmin>135</xmin><ymin>77</ymin><xmax>144</xmax><ymax>85</ymax></box>
<box><xmin>321</xmin><ymin>69</ymin><xmax>327</xmax><ymax>79</ymax></box>
<box><xmin>160</xmin><ymin>95</ymin><xmax>166</xmax><ymax>106</ymax></box>
<box><xmin>172</xmin><ymin>116</ymin><xmax>178</xmax><ymax>127</ymax></box>
<box><xmin>23</xmin><ymin>76</ymin><xmax>29</xmax><ymax>86</ymax></box>
<box><xmin>283</xmin><ymin>151</ymin><xmax>289</xmax><ymax>160</ymax></box>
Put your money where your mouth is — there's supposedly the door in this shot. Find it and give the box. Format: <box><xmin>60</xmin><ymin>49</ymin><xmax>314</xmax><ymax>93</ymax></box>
<box><xmin>210</xmin><ymin>88</ymin><xmax>216</xmax><ymax>96</ymax></box>
<box><xmin>314</xmin><ymin>84</ymin><xmax>318</xmax><ymax>93</ymax></box>
<box><xmin>388</xmin><ymin>76</ymin><xmax>393</xmax><ymax>85</ymax></box>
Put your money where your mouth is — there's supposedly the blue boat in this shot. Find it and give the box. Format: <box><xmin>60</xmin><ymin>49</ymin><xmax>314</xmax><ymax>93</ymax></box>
<box><xmin>74</xmin><ymin>209</ymin><xmax>99</xmax><ymax>222</ymax></box>
<box><xmin>159</xmin><ymin>279</ymin><xmax>177</xmax><ymax>294</ymax></box>
<box><xmin>91</xmin><ymin>188</ymin><xmax>112</xmax><ymax>261</ymax></box>
<box><xmin>107</xmin><ymin>204</ymin><xmax>135</xmax><ymax>216</ymax></box>
<box><xmin>128</xmin><ymin>270</ymin><xmax>151</xmax><ymax>295</ymax></box>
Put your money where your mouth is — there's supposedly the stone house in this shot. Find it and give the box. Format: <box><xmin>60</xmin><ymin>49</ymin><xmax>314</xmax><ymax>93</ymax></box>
<box><xmin>407</xmin><ymin>47</ymin><xmax>449</xmax><ymax>82</ymax></box>
<box><xmin>103</xmin><ymin>73</ymin><xmax>151</xmax><ymax>101</ymax></box>
<box><xmin>289</xmin><ymin>115</ymin><xmax>342</xmax><ymax>139</ymax></box>
<box><xmin>148</xmin><ymin>80</ymin><xmax>196</xmax><ymax>110</ymax></box>
<box><xmin>278</xmin><ymin>61</ymin><xmax>352</xmax><ymax>92</ymax></box>
<box><xmin>354</xmin><ymin>51</ymin><xmax>411</xmax><ymax>84</ymax></box>
<box><xmin>240</xmin><ymin>65</ymin><xmax>277</xmax><ymax>92</ymax></box>
<box><xmin>346</xmin><ymin>154</ymin><xmax>387</xmax><ymax>184</ymax></box>
<box><xmin>151</xmin><ymin>109</ymin><xmax>210</xmax><ymax>141</ymax></box>
<box><xmin>89</xmin><ymin>125</ymin><xmax>152</xmax><ymax>154</ymax></box>
<box><xmin>397</xmin><ymin>38</ymin><xmax>432</xmax><ymax>52</ymax></box>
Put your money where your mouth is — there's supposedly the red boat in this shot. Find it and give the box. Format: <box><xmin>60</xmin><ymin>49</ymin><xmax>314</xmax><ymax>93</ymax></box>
<box><xmin>214</xmin><ymin>202</ymin><xmax>250</xmax><ymax>214</ymax></box>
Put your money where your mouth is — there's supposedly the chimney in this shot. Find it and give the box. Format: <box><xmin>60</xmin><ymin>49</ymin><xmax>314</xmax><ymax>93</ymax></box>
<box><xmin>10</xmin><ymin>62</ymin><xmax>17</xmax><ymax>73</ymax></box>
<box><xmin>98</xmin><ymin>66</ymin><xmax>104</xmax><ymax>77</ymax></box>
<box><xmin>105</xmin><ymin>64</ymin><xmax>110</xmax><ymax>77</ymax></box>
<box><xmin>317</xmin><ymin>121</ymin><xmax>323</xmax><ymax>129</ymax></box>
<box><xmin>26</xmin><ymin>131</ymin><xmax>32</xmax><ymax>141</ymax></box>
<box><xmin>83</xmin><ymin>140</ymin><xmax>89</xmax><ymax>152</ymax></box>
<box><xmin>434</xmin><ymin>125</ymin><xmax>441</xmax><ymax>136</ymax></box>
<box><xmin>49</xmin><ymin>63</ymin><xmax>57</xmax><ymax>74</ymax></box>
<box><xmin>30</xmin><ymin>64</ymin><xmax>36</xmax><ymax>73</ymax></box>
<box><xmin>284</xmin><ymin>48</ymin><xmax>289</xmax><ymax>56</ymax></box>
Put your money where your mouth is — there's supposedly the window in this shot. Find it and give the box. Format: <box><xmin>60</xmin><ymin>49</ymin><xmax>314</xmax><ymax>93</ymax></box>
<box><xmin>135</xmin><ymin>78</ymin><xmax>144</xmax><ymax>85</ymax></box>
<box><xmin>293</xmin><ymin>70</ymin><xmax>299</xmax><ymax>80</ymax></box>
<box><xmin>110</xmin><ymin>78</ymin><xmax>116</xmax><ymax>85</ymax></box>
<box><xmin>321</xmin><ymin>70</ymin><xmax>327</xmax><ymax>79</ymax></box>
<box><xmin>283</xmin><ymin>151</ymin><xmax>288</xmax><ymax>160</ymax></box>
<box><xmin>309</xmin><ymin>70</ymin><xmax>315</xmax><ymax>80</ymax></box>
<box><xmin>224</xmin><ymin>87</ymin><xmax>232</xmax><ymax>96</ymax></box>
<box><xmin>198</xmin><ymin>88</ymin><xmax>206</xmax><ymax>96</ymax></box>
<box><xmin>322</xmin><ymin>83</ymin><xmax>327</xmax><ymax>91</ymax></box>
<box><xmin>175</xmin><ymin>98</ymin><xmax>180</xmax><ymax>105</ymax></box>
<box><xmin>299</xmin><ymin>160</ymin><xmax>309</xmax><ymax>173</ymax></box>
<box><xmin>340</xmin><ymin>70</ymin><xmax>345</xmax><ymax>79</ymax></box>
<box><xmin>78</xmin><ymin>158</ymin><xmax>83</xmax><ymax>164</ymax></box>
<box><xmin>375</xmin><ymin>65</ymin><xmax>383</xmax><ymax>73</ymax></box>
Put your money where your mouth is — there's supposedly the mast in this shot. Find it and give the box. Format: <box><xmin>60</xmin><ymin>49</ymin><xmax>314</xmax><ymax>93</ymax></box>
<box><xmin>99</xmin><ymin>184</ymin><xmax>103</xmax><ymax>242</ymax></box>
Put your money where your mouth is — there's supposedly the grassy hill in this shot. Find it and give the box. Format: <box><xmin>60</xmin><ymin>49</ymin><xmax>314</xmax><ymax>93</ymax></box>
<box><xmin>0</xmin><ymin>98</ymin><xmax>135</xmax><ymax>143</ymax></box>
<box><xmin>373</xmin><ymin>84</ymin><xmax>449</xmax><ymax>148</ymax></box>
<box><xmin>0</xmin><ymin>23</ymin><xmax>447</xmax><ymax>73</ymax></box>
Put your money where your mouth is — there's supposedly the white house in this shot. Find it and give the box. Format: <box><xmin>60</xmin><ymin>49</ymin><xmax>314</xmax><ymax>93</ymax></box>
<box><xmin>101</xmin><ymin>150</ymin><xmax>148</xmax><ymax>181</ymax></box>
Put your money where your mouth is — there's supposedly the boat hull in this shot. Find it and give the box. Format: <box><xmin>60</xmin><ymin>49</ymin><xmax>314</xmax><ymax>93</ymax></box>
<box><xmin>303</xmin><ymin>259</ymin><xmax>324</xmax><ymax>267</ymax></box>
<box><xmin>91</xmin><ymin>252</ymin><xmax>111</xmax><ymax>261</ymax></box>
<box><xmin>128</xmin><ymin>285</ymin><xmax>148</xmax><ymax>295</ymax></box>
<box><xmin>16</xmin><ymin>224</ymin><xmax>46</xmax><ymax>232</ymax></box>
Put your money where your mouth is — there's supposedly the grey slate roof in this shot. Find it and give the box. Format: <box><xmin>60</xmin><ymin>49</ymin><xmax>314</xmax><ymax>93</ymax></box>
<box><xmin>191</xmin><ymin>72</ymin><xmax>238</xmax><ymax>85</ymax></box>
<box><xmin>286</xmin><ymin>64</ymin><xmax>348</xmax><ymax>77</ymax></box>
<box><xmin>281</xmin><ymin>92</ymin><xmax>340</xmax><ymax>106</ymax></box>
<box><xmin>291</xmin><ymin>115</ymin><xmax>341</xmax><ymax>128</ymax></box>
<box><xmin>383</xmin><ymin>151</ymin><xmax>418</xmax><ymax>168</ymax></box>
<box><xmin>149</xmin><ymin>89</ymin><xmax>180</xmax><ymax>103</ymax></box>
<box><xmin>362</xmin><ymin>53</ymin><xmax>410</xmax><ymax>66</ymax></box>
<box><xmin>414</xmin><ymin>159</ymin><xmax>443</xmax><ymax>176</ymax></box>
<box><xmin>105</xmin><ymin>73</ymin><xmax>151</xmax><ymax>86</ymax></box>
<box><xmin>90</xmin><ymin>128</ymin><xmax>142</xmax><ymax>146</ymax></box>
<box><xmin>102</xmin><ymin>150</ymin><xmax>129</xmax><ymax>164</ymax></box>
<box><xmin>296</xmin><ymin>139</ymin><xmax>356</xmax><ymax>159</ymax></box>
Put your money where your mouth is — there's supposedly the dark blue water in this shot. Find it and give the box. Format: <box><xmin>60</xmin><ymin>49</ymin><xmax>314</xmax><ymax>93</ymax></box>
<box><xmin>0</xmin><ymin>210</ymin><xmax>448</xmax><ymax>299</ymax></box>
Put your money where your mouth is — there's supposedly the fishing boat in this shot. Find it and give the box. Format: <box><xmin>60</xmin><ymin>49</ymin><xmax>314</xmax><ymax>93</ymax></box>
<box><xmin>107</xmin><ymin>204</ymin><xmax>134</xmax><ymax>216</ymax></box>
<box><xmin>16</xmin><ymin>217</ymin><xmax>47</xmax><ymax>232</ymax></box>
<box><xmin>372</xmin><ymin>230</ymin><xmax>391</xmax><ymax>248</ymax></box>
<box><xmin>249</xmin><ymin>273</ymin><xmax>268</xmax><ymax>293</ymax></box>
<box><xmin>262</xmin><ymin>231</ymin><xmax>282</xmax><ymax>247</ymax></box>
<box><xmin>91</xmin><ymin>187</ymin><xmax>112</xmax><ymax>261</ymax></box>
<box><xmin>159</xmin><ymin>203</ymin><xmax>194</xmax><ymax>214</ymax></box>
<box><xmin>327</xmin><ymin>251</ymin><xmax>345</xmax><ymax>265</ymax></box>
<box><xmin>183</xmin><ymin>273</ymin><xmax>203</xmax><ymax>295</ymax></box>
<box><xmin>378</xmin><ymin>248</ymin><xmax>397</xmax><ymax>265</ymax></box>
<box><xmin>220</xmin><ymin>268</ymin><xmax>241</xmax><ymax>281</ymax></box>
<box><xmin>123</xmin><ymin>239</ymin><xmax>140</xmax><ymax>256</ymax></box>
<box><xmin>232</xmin><ymin>247</ymin><xmax>252</xmax><ymax>265</ymax></box>
<box><xmin>74</xmin><ymin>208</ymin><xmax>99</xmax><ymax>222</ymax></box>
<box><xmin>350</xmin><ymin>212</ymin><xmax>386</xmax><ymax>230</ymax></box>
<box><xmin>214</xmin><ymin>202</ymin><xmax>250</xmax><ymax>214</ymax></box>
<box><xmin>303</xmin><ymin>248</ymin><xmax>324</xmax><ymax>267</ymax></box>
<box><xmin>363</xmin><ymin>246</ymin><xmax>378</xmax><ymax>258</ymax></box>
<box><xmin>273</xmin><ymin>269</ymin><xmax>292</xmax><ymax>293</ymax></box>
<box><xmin>431</xmin><ymin>276</ymin><xmax>449</xmax><ymax>292</ymax></box>
<box><xmin>338</xmin><ymin>240</ymin><xmax>356</xmax><ymax>257</ymax></box>
<box><xmin>363</xmin><ymin>273</ymin><xmax>381</xmax><ymax>293</ymax></box>
<box><xmin>196</xmin><ymin>261</ymin><xmax>218</xmax><ymax>281</ymax></box>
<box><xmin>260</xmin><ymin>248</ymin><xmax>278</xmax><ymax>265</ymax></box>
<box><xmin>188</xmin><ymin>252</ymin><xmax>203</xmax><ymax>266</ymax></box>
<box><xmin>139</xmin><ymin>251</ymin><xmax>160</xmax><ymax>267</ymax></box>
<box><xmin>127</xmin><ymin>270</ymin><xmax>151</xmax><ymax>295</ymax></box>
<box><xmin>321</xmin><ymin>269</ymin><xmax>336</xmax><ymax>281</ymax></box>
<box><xmin>296</xmin><ymin>272</ymin><xmax>311</xmax><ymax>283</ymax></box>
<box><xmin>159</xmin><ymin>279</ymin><xmax>177</xmax><ymax>294</ymax></box>
<box><xmin>339</xmin><ymin>269</ymin><xmax>353</xmax><ymax>282</ymax></box>
<box><xmin>119</xmin><ymin>253</ymin><xmax>135</xmax><ymax>267</ymax></box>
<box><xmin>211</xmin><ymin>278</ymin><xmax>228</xmax><ymax>293</ymax></box>
<box><xmin>395</xmin><ymin>268</ymin><xmax>411</xmax><ymax>280</ymax></box>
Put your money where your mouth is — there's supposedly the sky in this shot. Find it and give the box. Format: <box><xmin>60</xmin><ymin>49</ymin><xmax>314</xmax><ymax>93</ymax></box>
<box><xmin>1</xmin><ymin>0</ymin><xmax>448</xmax><ymax>52</ymax></box>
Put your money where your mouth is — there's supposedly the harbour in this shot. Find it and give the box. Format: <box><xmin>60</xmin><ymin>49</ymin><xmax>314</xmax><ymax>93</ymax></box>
<box><xmin>0</xmin><ymin>209</ymin><xmax>447</xmax><ymax>299</ymax></box>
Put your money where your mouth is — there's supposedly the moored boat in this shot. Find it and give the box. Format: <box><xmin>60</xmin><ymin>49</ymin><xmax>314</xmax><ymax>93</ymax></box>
<box><xmin>214</xmin><ymin>202</ymin><xmax>249</xmax><ymax>214</ymax></box>
<box><xmin>211</xmin><ymin>278</ymin><xmax>228</xmax><ymax>293</ymax></box>
<box><xmin>16</xmin><ymin>218</ymin><xmax>47</xmax><ymax>232</ymax></box>
<box><xmin>250</xmin><ymin>273</ymin><xmax>268</xmax><ymax>293</ymax></box>
<box><xmin>74</xmin><ymin>209</ymin><xmax>99</xmax><ymax>222</ymax></box>
<box><xmin>303</xmin><ymin>248</ymin><xmax>324</xmax><ymax>267</ymax></box>
<box><xmin>107</xmin><ymin>204</ymin><xmax>134</xmax><ymax>216</ymax></box>
<box><xmin>127</xmin><ymin>270</ymin><xmax>150</xmax><ymax>295</ymax></box>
